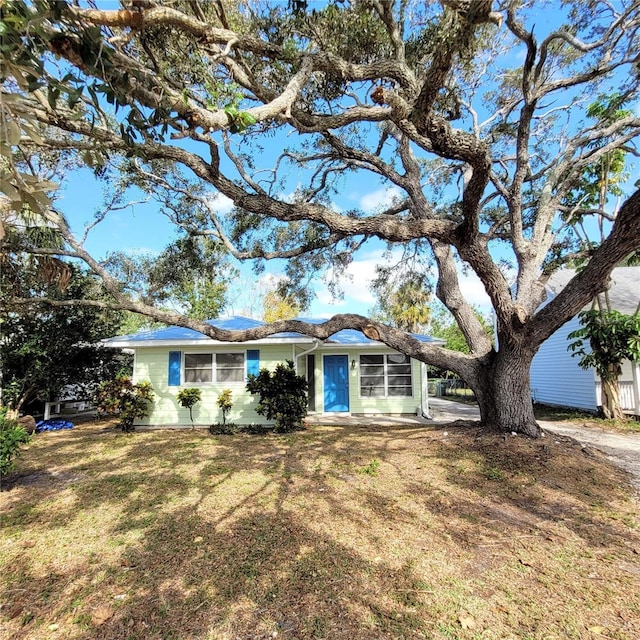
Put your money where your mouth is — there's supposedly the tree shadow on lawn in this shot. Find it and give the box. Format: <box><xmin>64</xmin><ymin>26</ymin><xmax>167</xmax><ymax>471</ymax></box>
<box><xmin>406</xmin><ymin>421</ymin><xmax>639</xmax><ymax>546</ymax></box>
<box><xmin>2</xmin><ymin>505</ymin><xmax>441</xmax><ymax>640</ymax></box>
<box><xmin>2</xmin><ymin>419</ymin><xmax>640</xmax><ymax>639</ymax></box>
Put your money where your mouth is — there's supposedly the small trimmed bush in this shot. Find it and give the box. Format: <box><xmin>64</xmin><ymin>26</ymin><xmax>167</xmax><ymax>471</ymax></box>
<box><xmin>177</xmin><ymin>388</ymin><xmax>202</xmax><ymax>427</ymax></box>
<box><xmin>216</xmin><ymin>389</ymin><xmax>233</xmax><ymax>425</ymax></box>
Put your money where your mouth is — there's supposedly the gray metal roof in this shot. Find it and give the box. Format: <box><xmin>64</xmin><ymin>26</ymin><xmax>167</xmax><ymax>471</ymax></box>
<box><xmin>546</xmin><ymin>266</ymin><xmax>640</xmax><ymax>315</ymax></box>
<box><xmin>103</xmin><ymin>316</ymin><xmax>443</xmax><ymax>348</ymax></box>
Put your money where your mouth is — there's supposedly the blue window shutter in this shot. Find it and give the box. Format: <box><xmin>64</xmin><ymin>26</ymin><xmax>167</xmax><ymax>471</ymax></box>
<box><xmin>168</xmin><ymin>351</ymin><xmax>182</xmax><ymax>386</ymax></box>
<box><xmin>247</xmin><ymin>349</ymin><xmax>260</xmax><ymax>377</ymax></box>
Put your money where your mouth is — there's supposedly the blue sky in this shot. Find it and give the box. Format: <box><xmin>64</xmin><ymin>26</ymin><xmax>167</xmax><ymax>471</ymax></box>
<box><xmin>58</xmin><ymin>163</ymin><xmax>493</xmax><ymax>320</ymax></box>
<box><xmin>52</xmin><ymin>2</ymin><xmax>638</xmax><ymax>322</ymax></box>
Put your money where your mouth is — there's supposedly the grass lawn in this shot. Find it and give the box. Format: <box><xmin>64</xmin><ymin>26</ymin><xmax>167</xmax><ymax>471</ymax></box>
<box><xmin>1</xmin><ymin>418</ymin><xmax>639</xmax><ymax>640</ymax></box>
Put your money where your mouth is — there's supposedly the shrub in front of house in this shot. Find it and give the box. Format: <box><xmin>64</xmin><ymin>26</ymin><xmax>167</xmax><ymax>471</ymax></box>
<box><xmin>246</xmin><ymin>360</ymin><xmax>308</xmax><ymax>433</ymax></box>
<box><xmin>95</xmin><ymin>375</ymin><xmax>154</xmax><ymax>432</ymax></box>
<box><xmin>216</xmin><ymin>389</ymin><xmax>233</xmax><ymax>425</ymax></box>
<box><xmin>177</xmin><ymin>388</ymin><xmax>202</xmax><ymax>427</ymax></box>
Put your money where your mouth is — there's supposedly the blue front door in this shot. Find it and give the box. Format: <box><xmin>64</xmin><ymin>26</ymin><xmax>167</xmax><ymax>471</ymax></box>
<box><xmin>323</xmin><ymin>355</ymin><xmax>349</xmax><ymax>412</ymax></box>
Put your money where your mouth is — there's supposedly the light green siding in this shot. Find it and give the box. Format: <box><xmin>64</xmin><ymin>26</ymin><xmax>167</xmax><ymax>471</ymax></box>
<box><xmin>313</xmin><ymin>348</ymin><xmax>422</xmax><ymax>416</ymax></box>
<box><xmin>133</xmin><ymin>344</ymin><xmax>298</xmax><ymax>426</ymax></box>
<box><xmin>132</xmin><ymin>344</ymin><xmax>425</xmax><ymax>426</ymax></box>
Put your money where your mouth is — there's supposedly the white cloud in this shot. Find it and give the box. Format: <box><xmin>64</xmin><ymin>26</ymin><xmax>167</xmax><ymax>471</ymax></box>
<box><xmin>310</xmin><ymin>250</ymin><xmax>387</xmax><ymax>316</ymax></box>
<box><xmin>309</xmin><ymin>250</ymin><xmax>494</xmax><ymax>318</ymax></box>
<box><xmin>458</xmin><ymin>271</ymin><xmax>492</xmax><ymax>311</ymax></box>
<box><xmin>359</xmin><ymin>186</ymin><xmax>402</xmax><ymax>213</ymax></box>
<box><xmin>207</xmin><ymin>192</ymin><xmax>235</xmax><ymax>215</ymax></box>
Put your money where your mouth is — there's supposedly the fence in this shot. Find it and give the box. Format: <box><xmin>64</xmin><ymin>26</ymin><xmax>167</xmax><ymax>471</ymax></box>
<box><xmin>429</xmin><ymin>378</ymin><xmax>476</xmax><ymax>400</ymax></box>
<box><xmin>595</xmin><ymin>381</ymin><xmax>639</xmax><ymax>416</ymax></box>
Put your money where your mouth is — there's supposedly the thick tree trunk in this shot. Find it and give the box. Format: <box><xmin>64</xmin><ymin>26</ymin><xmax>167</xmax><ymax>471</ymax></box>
<box><xmin>472</xmin><ymin>345</ymin><xmax>542</xmax><ymax>437</ymax></box>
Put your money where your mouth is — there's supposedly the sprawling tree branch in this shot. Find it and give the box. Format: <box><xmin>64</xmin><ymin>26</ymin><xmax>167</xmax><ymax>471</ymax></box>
<box><xmin>3</xmin><ymin>0</ymin><xmax>640</xmax><ymax>435</ymax></box>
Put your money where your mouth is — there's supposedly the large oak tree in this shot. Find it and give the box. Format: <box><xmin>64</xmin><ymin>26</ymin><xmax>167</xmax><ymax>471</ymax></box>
<box><xmin>2</xmin><ymin>0</ymin><xmax>640</xmax><ymax>436</ymax></box>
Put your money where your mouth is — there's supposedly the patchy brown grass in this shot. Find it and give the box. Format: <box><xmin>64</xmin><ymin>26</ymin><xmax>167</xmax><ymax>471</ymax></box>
<box><xmin>1</xmin><ymin>418</ymin><xmax>639</xmax><ymax>640</ymax></box>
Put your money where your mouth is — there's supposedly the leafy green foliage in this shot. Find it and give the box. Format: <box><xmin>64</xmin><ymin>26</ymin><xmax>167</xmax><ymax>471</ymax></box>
<box><xmin>358</xmin><ymin>458</ymin><xmax>380</xmax><ymax>476</ymax></box>
<box><xmin>370</xmin><ymin>270</ymin><xmax>432</xmax><ymax>333</ymax></box>
<box><xmin>568</xmin><ymin>310</ymin><xmax>640</xmax><ymax>381</ymax></box>
<box><xmin>0</xmin><ymin>265</ymin><xmax>131</xmax><ymax>414</ymax></box>
<box><xmin>246</xmin><ymin>360</ymin><xmax>308</xmax><ymax>432</ymax></box>
<box><xmin>105</xmin><ymin>235</ymin><xmax>235</xmax><ymax>320</ymax></box>
<box><xmin>564</xmin><ymin>94</ymin><xmax>632</xmax><ymax>213</ymax></box>
<box><xmin>224</xmin><ymin>104</ymin><xmax>257</xmax><ymax>134</ymax></box>
<box><xmin>0</xmin><ymin>407</ymin><xmax>31</xmax><ymax>477</ymax></box>
<box><xmin>216</xmin><ymin>389</ymin><xmax>234</xmax><ymax>425</ymax></box>
<box><xmin>429</xmin><ymin>302</ymin><xmax>493</xmax><ymax>354</ymax></box>
<box><xmin>95</xmin><ymin>376</ymin><xmax>154</xmax><ymax>432</ymax></box>
<box><xmin>263</xmin><ymin>290</ymin><xmax>300</xmax><ymax>322</ymax></box>
<box><xmin>177</xmin><ymin>388</ymin><xmax>202</xmax><ymax>426</ymax></box>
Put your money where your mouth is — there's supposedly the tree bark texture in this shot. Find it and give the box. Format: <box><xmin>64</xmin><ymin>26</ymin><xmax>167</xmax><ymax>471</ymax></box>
<box><xmin>600</xmin><ymin>367</ymin><xmax>625</xmax><ymax>421</ymax></box>
<box><xmin>472</xmin><ymin>345</ymin><xmax>541</xmax><ymax>437</ymax></box>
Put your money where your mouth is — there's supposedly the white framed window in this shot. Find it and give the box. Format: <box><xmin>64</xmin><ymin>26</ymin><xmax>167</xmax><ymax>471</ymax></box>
<box><xmin>359</xmin><ymin>353</ymin><xmax>412</xmax><ymax>397</ymax></box>
<box><xmin>185</xmin><ymin>354</ymin><xmax>213</xmax><ymax>383</ymax></box>
<box><xmin>216</xmin><ymin>353</ymin><xmax>245</xmax><ymax>382</ymax></box>
<box><xmin>184</xmin><ymin>352</ymin><xmax>245</xmax><ymax>383</ymax></box>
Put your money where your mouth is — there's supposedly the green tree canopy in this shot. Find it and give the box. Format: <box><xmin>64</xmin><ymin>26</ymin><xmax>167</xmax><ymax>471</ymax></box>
<box><xmin>2</xmin><ymin>1</ymin><xmax>640</xmax><ymax>436</ymax></box>
<box><xmin>0</xmin><ymin>263</ymin><xmax>131</xmax><ymax>414</ymax></box>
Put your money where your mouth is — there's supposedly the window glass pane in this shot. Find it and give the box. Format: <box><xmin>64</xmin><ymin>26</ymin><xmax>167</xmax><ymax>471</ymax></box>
<box><xmin>387</xmin><ymin>365</ymin><xmax>411</xmax><ymax>376</ymax></box>
<box><xmin>388</xmin><ymin>374</ymin><xmax>412</xmax><ymax>386</ymax></box>
<box><xmin>185</xmin><ymin>354</ymin><xmax>213</xmax><ymax>383</ymax></box>
<box><xmin>185</xmin><ymin>354</ymin><xmax>212</xmax><ymax>367</ymax></box>
<box><xmin>387</xmin><ymin>353</ymin><xmax>410</xmax><ymax>365</ymax></box>
<box><xmin>361</xmin><ymin>365</ymin><xmax>384</xmax><ymax>376</ymax></box>
<box><xmin>361</xmin><ymin>373</ymin><xmax>384</xmax><ymax>384</ymax></box>
<box><xmin>217</xmin><ymin>368</ymin><xmax>243</xmax><ymax>382</ymax></box>
<box><xmin>360</xmin><ymin>370</ymin><xmax>384</xmax><ymax>396</ymax></box>
<box><xmin>217</xmin><ymin>353</ymin><xmax>244</xmax><ymax>366</ymax></box>
<box><xmin>360</xmin><ymin>354</ymin><xmax>384</xmax><ymax>366</ymax></box>
<box><xmin>360</xmin><ymin>383</ymin><xmax>385</xmax><ymax>397</ymax></box>
<box><xmin>185</xmin><ymin>369</ymin><xmax>212</xmax><ymax>383</ymax></box>
<box><xmin>216</xmin><ymin>352</ymin><xmax>244</xmax><ymax>383</ymax></box>
<box><xmin>388</xmin><ymin>386</ymin><xmax>412</xmax><ymax>396</ymax></box>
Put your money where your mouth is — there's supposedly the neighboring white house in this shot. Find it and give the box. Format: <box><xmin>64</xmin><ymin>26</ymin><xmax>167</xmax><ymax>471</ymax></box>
<box><xmin>530</xmin><ymin>267</ymin><xmax>640</xmax><ymax>417</ymax></box>
<box><xmin>102</xmin><ymin>316</ymin><xmax>444</xmax><ymax>427</ymax></box>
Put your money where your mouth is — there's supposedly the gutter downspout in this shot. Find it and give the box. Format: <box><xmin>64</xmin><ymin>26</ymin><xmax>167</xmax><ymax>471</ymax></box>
<box><xmin>294</xmin><ymin>339</ymin><xmax>322</xmax><ymax>373</ymax></box>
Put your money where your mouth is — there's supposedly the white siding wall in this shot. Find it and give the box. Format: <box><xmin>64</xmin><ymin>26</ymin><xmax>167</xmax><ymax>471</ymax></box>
<box><xmin>619</xmin><ymin>359</ymin><xmax>635</xmax><ymax>380</ymax></box>
<box><xmin>530</xmin><ymin>316</ymin><xmax>598</xmax><ymax>411</ymax></box>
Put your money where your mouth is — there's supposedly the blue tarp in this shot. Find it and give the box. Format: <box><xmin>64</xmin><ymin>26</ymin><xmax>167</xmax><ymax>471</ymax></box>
<box><xmin>36</xmin><ymin>419</ymin><xmax>74</xmax><ymax>432</ymax></box>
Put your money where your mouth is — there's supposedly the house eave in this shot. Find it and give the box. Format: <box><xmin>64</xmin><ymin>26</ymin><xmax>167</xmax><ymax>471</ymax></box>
<box><xmin>104</xmin><ymin>337</ymin><xmax>445</xmax><ymax>350</ymax></box>
<box><xmin>102</xmin><ymin>336</ymin><xmax>317</xmax><ymax>349</ymax></box>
